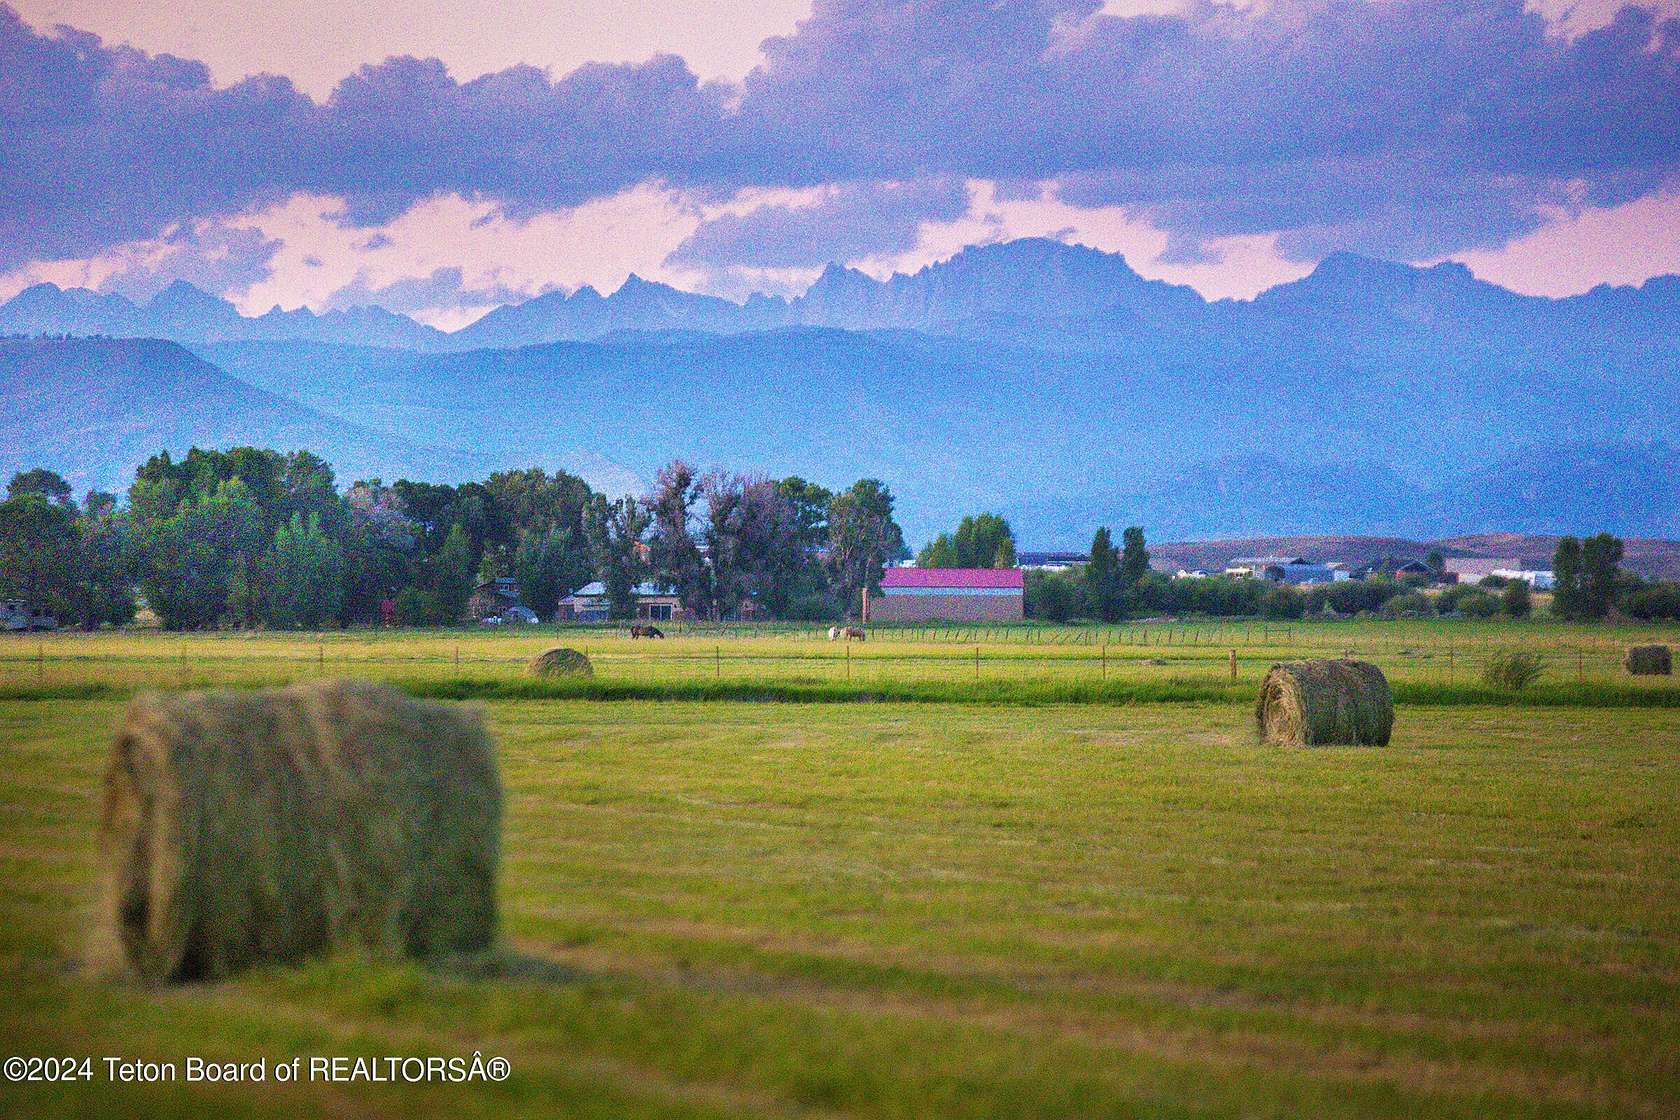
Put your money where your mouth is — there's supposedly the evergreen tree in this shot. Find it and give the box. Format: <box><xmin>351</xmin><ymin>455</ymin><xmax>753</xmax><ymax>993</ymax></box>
<box><xmin>1580</xmin><ymin>532</ymin><xmax>1624</xmax><ymax>619</ymax></box>
<box><xmin>1501</xmin><ymin>578</ymin><xmax>1532</xmax><ymax>618</ymax></box>
<box><xmin>1086</xmin><ymin>527</ymin><xmax>1122</xmax><ymax>622</ymax></box>
<box><xmin>1551</xmin><ymin>536</ymin><xmax>1582</xmax><ymax>619</ymax></box>
<box><xmin>1119</xmin><ymin>526</ymin><xmax>1150</xmax><ymax>587</ymax></box>
<box><xmin>432</xmin><ymin>523</ymin><xmax>476</xmax><ymax>624</ymax></box>
<box><xmin>261</xmin><ymin>513</ymin><xmax>345</xmax><ymax>629</ymax></box>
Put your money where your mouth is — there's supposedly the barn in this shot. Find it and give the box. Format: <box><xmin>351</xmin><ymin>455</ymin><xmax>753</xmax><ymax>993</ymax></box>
<box><xmin>870</xmin><ymin>568</ymin><xmax>1025</xmax><ymax>622</ymax></box>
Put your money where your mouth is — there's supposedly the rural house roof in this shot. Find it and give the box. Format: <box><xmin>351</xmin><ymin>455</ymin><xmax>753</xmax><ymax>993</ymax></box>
<box><xmin>881</xmin><ymin>567</ymin><xmax>1025</xmax><ymax>590</ymax></box>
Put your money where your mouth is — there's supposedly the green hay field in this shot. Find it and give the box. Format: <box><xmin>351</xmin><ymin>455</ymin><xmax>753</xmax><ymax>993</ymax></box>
<box><xmin>0</xmin><ymin>624</ymin><xmax>1676</xmax><ymax>1117</ymax></box>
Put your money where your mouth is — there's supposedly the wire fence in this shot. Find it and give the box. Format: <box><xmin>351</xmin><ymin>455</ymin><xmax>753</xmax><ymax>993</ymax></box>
<box><xmin>4</xmin><ymin>620</ymin><xmax>1677</xmax><ymax>695</ymax></box>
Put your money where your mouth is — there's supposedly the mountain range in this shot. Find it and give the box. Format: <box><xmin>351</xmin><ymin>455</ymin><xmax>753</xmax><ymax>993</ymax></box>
<box><xmin>4</xmin><ymin>238</ymin><xmax>1679</xmax><ymax>545</ymax></box>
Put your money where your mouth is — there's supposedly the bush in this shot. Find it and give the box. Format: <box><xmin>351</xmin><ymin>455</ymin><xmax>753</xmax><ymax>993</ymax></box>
<box><xmin>1383</xmin><ymin>591</ymin><xmax>1434</xmax><ymax>618</ymax></box>
<box><xmin>1026</xmin><ymin>571</ymin><xmax>1081</xmax><ymax>622</ymax></box>
<box><xmin>1501</xmin><ymin>579</ymin><xmax>1532</xmax><ymax>618</ymax></box>
<box><xmin>1260</xmin><ymin>585</ymin><xmax>1306</xmax><ymax>620</ymax></box>
<box><xmin>783</xmin><ymin>592</ymin><xmax>843</xmax><ymax>621</ymax></box>
<box><xmin>1457</xmin><ymin>590</ymin><xmax>1500</xmax><ymax>619</ymax></box>
<box><xmin>1482</xmin><ymin>650</ymin><xmax>1545</xmax><ymax>691</ymax></box>
<box><xmin>394</xmin><ymin>586</ymin><xmax>444</xmax><ymax>626</ymax></box>
<box><xmin>1620</xmin><ymin>582</ymin><xmax>1680</xmax><ymax>621</ymax></box>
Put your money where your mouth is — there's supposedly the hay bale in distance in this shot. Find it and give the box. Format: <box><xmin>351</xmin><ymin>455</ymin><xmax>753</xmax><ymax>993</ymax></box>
<box><xmin>527</xmin><ymin>646</ymin><xmax>593</xmax><ymax>678</ymax></box>
<box><xmin>96</xmin><ymin>679</ymin><xmax>501</xmax><ymax>983</ymax></box>
<box><xmin>1624</xmin><ymin>644</ymin><xmax>1673</xmax><ymax>676</ymax></box>
<box><xmin>1256</xmin><ymin>659</ymin><xmax>1394</xmax><ymax>747</ymax></box>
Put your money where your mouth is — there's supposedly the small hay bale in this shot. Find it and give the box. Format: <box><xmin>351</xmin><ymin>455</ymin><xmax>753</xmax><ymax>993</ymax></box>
<box><xmin>527</xmin><ymin>647</ymin><xmax>593</xmax><ymax>678</ymax></box>
<box><xmin>1256</xmin><ymin>659</ymin><xmax>1393</xmax><ymax>747</ymax></box>
<box><xmin>95</xmin><ymin>679</ymin><xmax>501</xmax><ymax>982</ymax></box>
<box><xmin>1624</xmin><ymin>644</ymin><xmax>1673</xmax><ymax>676</ymax></box>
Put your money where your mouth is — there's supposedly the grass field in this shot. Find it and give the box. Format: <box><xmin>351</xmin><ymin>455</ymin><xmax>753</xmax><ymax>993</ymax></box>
<box><xmin>0</xmin><ymin>623</ymin><xmax>1677</xmax><ymax>1117</ymax></box>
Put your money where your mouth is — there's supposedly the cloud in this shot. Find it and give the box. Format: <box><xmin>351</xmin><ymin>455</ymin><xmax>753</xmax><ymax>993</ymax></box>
<box><xmin>2</xmin><ymin>0</ymin><xmax>1677</xmax><ymax>276</ymax></box>
<box><xmin>668</xmin><ymin>178</ymin><xmax>969</xmax><ymax>270</ymax></box>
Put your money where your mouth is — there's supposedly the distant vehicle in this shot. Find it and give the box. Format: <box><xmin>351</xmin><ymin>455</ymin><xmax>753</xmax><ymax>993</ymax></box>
<box><xmin>0</xmin><ymin>600</ymin><xmax>57</xmax><ymax>631</ymax></box>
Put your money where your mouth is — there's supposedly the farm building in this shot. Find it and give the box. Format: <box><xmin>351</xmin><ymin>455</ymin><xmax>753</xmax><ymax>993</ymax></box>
<box><xmin>557</xmin><ymin>581</ymin><xmax>685</xmax><ymax>623</ymax></box>
<box><xmin>869</xmin><ymin>568</ymin><xmax>1025</xmax><ymax>622</ymax></box>
<box><xmin>1444</xmin><ymin>557</ymin><xmax>1521</xmax><ymax>584</ymax></box>
<box><xmin>1225</xmin><ymin>556</ymin><xmax>1344</xmax><ymax>585</ymax></box>
<box><xmin>1018</xmin><ymin>551</ymin><xmax>1086</xmax><ymax>572</ymax></box>
<box><xmin>466</xmin><ymin>577</ymin><xmax>540</xmax><ymax>624</ymax></box>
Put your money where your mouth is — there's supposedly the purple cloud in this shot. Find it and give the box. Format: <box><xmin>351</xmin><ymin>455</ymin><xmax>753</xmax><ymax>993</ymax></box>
<box><xmin>2</xmin><ymin>0</ymin><xmax>1677</xmax><ymax>272</ymax></box>
<box><xmin>669</xmin><ymin>179</ymin><xmax>968</xmax><ymax>269</ymax></box>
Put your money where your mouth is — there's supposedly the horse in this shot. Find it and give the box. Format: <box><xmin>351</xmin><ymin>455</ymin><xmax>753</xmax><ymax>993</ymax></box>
<box><xmin>839</xmin><ymin>626</ymin><xmax>866</xmax><ymax>641</ymax></box>
<box><xmin>629</xmin><ymin>624</ymin><xmax>665</xmax><ymax>639</ymax></box>
<box><xmin>827</xmin><ymin>626</ymin><xmax>839</xmax><ymax>641</ymax></box>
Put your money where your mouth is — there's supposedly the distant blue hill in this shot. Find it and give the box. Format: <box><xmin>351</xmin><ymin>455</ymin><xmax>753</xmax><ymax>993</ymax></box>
<box><xmin>4</xmin><ymin>239</ymin><xmax>1679</xmax><ymax>540</ymax></box>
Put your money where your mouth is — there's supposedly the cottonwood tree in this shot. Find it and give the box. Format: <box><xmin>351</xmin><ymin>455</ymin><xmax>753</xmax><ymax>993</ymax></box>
<box><xmin>703</xmin><ymin>472</ymin><xmax>800</xmax><ymax>619</ymax></box>
<box><xmin>586</xmin><ymin>494</ymin><xmax>650</xmax><ymax>620</ymax></box>
<box><xmin>825</xmin><ymin>479</ymin><xmax>906</xmax><ymax>617</ymax></box>
<box><xmin>645</xmin><ymin>461</ymin><xmax>708</xmax><ymax>615</ymax></box>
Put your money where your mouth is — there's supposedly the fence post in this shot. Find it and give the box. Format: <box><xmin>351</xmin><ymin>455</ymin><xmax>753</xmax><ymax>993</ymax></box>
<box><xmin>975</xmin><ymin>644</ymin><xmax>980</xmax><ymax>680</ymax></box>
<box><xmin>716</xmin><ymin>645</ymin><xmax>721</xmax><ymax>678</ymax></box>
<box><xmin>454</xmin><ymin>645</ymin><xmax>460</xmax><ymax>669</ymax></box>
<box><xmin>1577</xmin><ymin>647</ymin><xmax>1584</xmax><ymax>683</ymax></box>
<box><xmin>1229</xmin><ymin>648</ymin><xmax>1237</xmax><ymax>681</ymax></box>
<box><xmin>37</xmin><ymin>642</ymin><xmax>45</xmax><ymax>684</ymax></box>
<box><xmin>1101</xmin><ymin>642</ymin><xmax>1107</xmax><ymax>679</ymax></box>
<box><xmin>846</xmin><ymin>642</ymin><xmax>851</xmax><ymax>681</ymax></box>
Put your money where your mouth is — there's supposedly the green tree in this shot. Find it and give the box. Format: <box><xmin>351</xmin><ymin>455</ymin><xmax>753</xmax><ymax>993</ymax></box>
<box><xmin>0</xmin><ymin>488</ymin><xmax>81</xmax><ymax>617</ymax></box>
<box><xmin>1551</xmin><ymin>536</ymin><xmax>1582</xmax><ymax>619</ymax></box>
<box><xmin>1085</xmin><ymin>527</ymin><xmax>1122</xmax><ymax>622</ymax></box>
<box><xmin>7</xmin><ymin>468</ymin><xmax>73</xmax><ymax>505</ymax></box>
<box><xmin>645</xmin><ymin>461</ymin><xmax>709</xmax><ymax>616</ymax></box>
<box><xmin>135</xmin><ymin>479</ymin><xmax>265</xmax><ymax>630</ymax></box>
<box><xmin>916</xmin><ymin>513</ymin><xmax>1015</xmax><ymax>568</ymax></box>
<box><xmin>1580</xmin><ymin>532</ymin><xmax>1624</xmax><ymax>619</ymax></box>
<box><xmin>826</xmin><ymin>480</ymin><xmax>907</xmax><ymax>617</ymax></box>
<box><xmin>585</xmin><ymin>494</ymin><xmax>651</xmax><ymax>620</ymax></box>
<box><xmin>431</xmin><ymin>523</ymin><xmax>476</xmax><ymax>624</ymax></box>
<box><xmin>261</xmin><ymin>513</ymin><xmax>345</xmax><ymax>629</ymax></box>
<box><xmin>1119</xmin><ymin>526</ymin><xmax>1150</xmax><ymax>588</ymax></box>
<box><xmin>512</xmin><ymin>525</ymin><xmax>586</xmax><ymax>622</ymax></box>
<box><xmin>1501</xmin><ymin>578</ymin><xmax>1532</xmax><ymax>618</ymax></box>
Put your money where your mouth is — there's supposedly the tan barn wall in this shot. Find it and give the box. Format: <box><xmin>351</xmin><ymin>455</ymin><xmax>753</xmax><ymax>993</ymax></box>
<box><xmin>870</xmin><ymin>593</ymin><xmax>1024</xmax><ymax>622</ymax></box>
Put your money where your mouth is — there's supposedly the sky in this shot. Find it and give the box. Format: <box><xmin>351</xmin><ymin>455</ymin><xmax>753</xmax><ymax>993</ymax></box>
<box><xmin>2</xmin><ymin>0</ymin><xmax>1678</xmax><ymax>328</ymax></box>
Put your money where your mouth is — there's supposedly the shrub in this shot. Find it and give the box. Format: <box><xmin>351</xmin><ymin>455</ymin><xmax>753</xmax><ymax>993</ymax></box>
<box><xmin>1383</xmin><ymin>591</ymin><xmax>1434</xmax><ymax>618</ymax></box>
<box><xmin>393</xmin><ymin>586</ymin><xmax>443</xmax><ymax>626</ymax></box>
<box><xmin>1482</xmin><ymin>650</ymin><xmax>1545</xmax><ymax>691</ymax></box>
<box><xmin>1457</xmin><ymin>590</ymin><xmax>1500</xmax><ymax>619</ymax></box>
<box><xmin>1501</xmin><ymin>579</ymin><xmax>1532</xmax><ymax>618</ymax></box>
<box><xmin>1260</xmin><ymin>585</ymin><xmax>1306</xmax><ymax>620</ymax></box>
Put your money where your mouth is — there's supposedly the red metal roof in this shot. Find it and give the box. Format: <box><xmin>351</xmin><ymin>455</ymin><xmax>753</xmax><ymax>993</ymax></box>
<box><xmin>880</xmin><ymin>567</ymin><xmax>1024</xmax><ymax>589</ymax></box>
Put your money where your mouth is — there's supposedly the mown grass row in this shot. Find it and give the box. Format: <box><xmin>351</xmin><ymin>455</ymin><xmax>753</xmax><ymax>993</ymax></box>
<box><xmin>5</xmin><ymin>674</ymin><xmax>1678</xmax><ymax>708</ymax></box>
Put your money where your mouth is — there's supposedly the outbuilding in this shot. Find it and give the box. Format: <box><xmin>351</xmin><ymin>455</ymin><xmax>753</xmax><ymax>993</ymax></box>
<box><xmin>869</xmin><ymin>568</ymin><xmax>1025</xmax><ymax>622</ymax></box>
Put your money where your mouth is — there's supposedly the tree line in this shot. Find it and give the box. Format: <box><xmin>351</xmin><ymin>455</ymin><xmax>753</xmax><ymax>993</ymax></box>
<box><xmin>0</xmin><ymin>449</ymin><xmax>908</xmax><ymax>630</ymax></box>
<box><xmin>4</xmin><ymin>450</ymin><xmax>1677</xmax><ymax>630</ymax></box>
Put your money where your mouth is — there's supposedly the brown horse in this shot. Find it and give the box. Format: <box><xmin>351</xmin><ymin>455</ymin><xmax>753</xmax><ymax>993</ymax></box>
<box><xmin>836</xmin><ymin>625</ymin><xmax>866</xmax><ymax>641</ymax></box>
<box><xmin>629</xmin><ymin>624</ymin><xmax>665</xmax><ymax>639</ymax></box>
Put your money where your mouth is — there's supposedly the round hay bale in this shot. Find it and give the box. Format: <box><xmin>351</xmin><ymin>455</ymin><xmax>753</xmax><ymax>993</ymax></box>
<box><xmin>526</xmin><ymin>646</ymin><xmax>593</xmax><ymax>678</ymax></box>
<box><xmin>1255</xmin><ymin>659</ymin><xmax>1393</xmax><ymax>747</ymax></box>
<box><xmin>95</xmin><ymin>679</ymin><xmax>501</xmax><ymax>982</ymax></box>
<box><xmin>1623</xmin><ymin>644</ymin><xmax>1672</xmax><ymax>676</ymax></box>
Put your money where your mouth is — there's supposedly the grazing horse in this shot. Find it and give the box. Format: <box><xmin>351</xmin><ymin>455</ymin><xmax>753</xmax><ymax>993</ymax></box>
<box><xmin>839</xmin><ymin>626</ymin><xmax>866</xmax><ymax>641</ymax></box>
<box><xmin>827</xmin><ymin>626</ymin><xmax>839</xmax><ymax>641</ymax></box>
<box><xmin>629</xmin><ymin>624</ymin><xmax>665</xmax><ymax>639</ymax></box>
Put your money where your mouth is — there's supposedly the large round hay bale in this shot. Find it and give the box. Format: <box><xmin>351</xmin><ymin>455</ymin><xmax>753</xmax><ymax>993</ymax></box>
<box><xmin>1623</xmin><ymin>644</ymin><xmax>1672</xmax><ymax>676</ymax></box>
<box><xmin>527</xmin><ymin>646</ymin><xmax>593</xmax><ymax>678</ymax></box>
<box><xmin>1255</xmin><ymin>659</ymin><xmax>1393</xmax><ymax>747</ymax></box>
<box><xmin>95</xmin><ymin>679</ymin><xmax>501</xmax><ymax>982</ymax></box>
